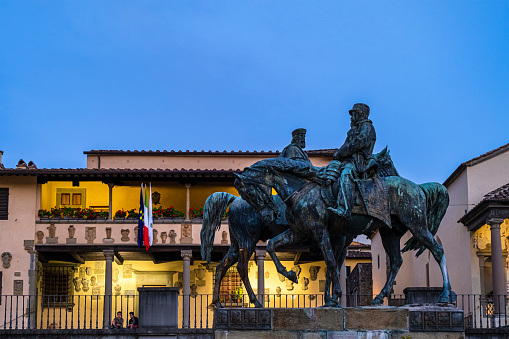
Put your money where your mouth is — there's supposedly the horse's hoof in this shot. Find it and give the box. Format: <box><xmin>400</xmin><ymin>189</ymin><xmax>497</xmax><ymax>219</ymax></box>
<box><xmin>437</xmin><ymin>291</ymin><xmax>456</xmax><ymax>304</ymax></box>
<box><xmin>323</xmin><ymin>300</ymin><xmax>342</xmax><ymax>308</ymax></box>
<box><xmin>370</xmin><ymin>296</ymin><xmax>384</xmax><ymax>306</ymax></box>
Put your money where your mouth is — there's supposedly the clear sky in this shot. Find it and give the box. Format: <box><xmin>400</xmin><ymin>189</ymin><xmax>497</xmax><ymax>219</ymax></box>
<box><xmin>0</xmin><ymin>1</ymin><xmax>508</xmax><ymax>184</ymax></box>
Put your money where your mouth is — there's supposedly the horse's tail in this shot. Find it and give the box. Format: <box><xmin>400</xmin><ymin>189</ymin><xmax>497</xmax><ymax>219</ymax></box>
<box><xmin>200</xmin><ymin>192</ymin><xmax>237</xmax><ymax>263</ymax></box>
<box><xmin>402</xmin><ymin>182</ymin><xmax>449</xmax><ymax>257</ymax></box>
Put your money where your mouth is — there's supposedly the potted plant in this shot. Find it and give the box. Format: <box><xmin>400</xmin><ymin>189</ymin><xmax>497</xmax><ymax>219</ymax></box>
<box><xmin>62</xmin><ymin>207</ymin><xmax>75</xmax><ymax>220</ymax></box>
<box><xmin>98</xmin><ymin>211</ymin><xmax>109</xmax><ymax>220</ymax></box>
<box><xmin>173</xmin><ymin>209</ymin><xmax>184</xmax><ymax>220</ymax></box>
<box><xmin>152</xmin><ymin>206</ymin><xmax>163</xmax><ymax>219</ymax></box>
<box><xmin>75</xmin><ymin>208</ymin><xmax>86</xmax><ymax>219</ymax></box>
<box><xmin>127</xmin><ymin>209</ymin><xmax>138</xmax><ymax>220</ymax></box>
<box><xmin>161</xmin><ymin>206</ymin><xmax>183</xmax><ymax>220</ymax></box>
<box><xmin>114</xmin><ymin>210</ymin><xmax>127</xmax><ymax>220</ymax></box>
<box><xmin>38</xmin><ymin>209</ymin><xmax>50</xmax><ymax>220</ymax></box>
<box><xmin>189</xmin><ymin>206</ymin><xmax>204</xmax><ymax>219</ymax></box>
<box><xmin>232</xmin><ymin>286</ymin><xmax>243</xmax><ymax>303</ymax></box>
<box><xmin>50</xmin><ymin>208</ymin><xmax>61</xmax><ymax>219</ymax></box>
<box><xmin>82</xmin><ymin>208</ymin><xmax>97</xmax><ymax>220</ymax></box>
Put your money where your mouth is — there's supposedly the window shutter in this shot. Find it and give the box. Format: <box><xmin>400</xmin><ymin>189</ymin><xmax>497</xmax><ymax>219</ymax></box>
<box><xmin>0</xmin><ymin>188</ymin><xmax>8</xmax><ymax>220</ymax></box>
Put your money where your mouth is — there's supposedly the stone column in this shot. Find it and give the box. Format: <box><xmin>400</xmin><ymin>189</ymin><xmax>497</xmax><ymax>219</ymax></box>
<box><xmin>108</xmin><ymin>183</ymin><xmax>114</xmax><ymax>220</ymax></box>
<box><xmin>256</xmin><ymin>250</ymin><xmax>266</xmax><ymax>305</ymax></box>
<box><xmin>103</xmin><ymin>250</ymin><xmax>114</xmax><ymax>328</ymax></box>
<box><xmin>181</xmin><ymin>250</ymin><xmax>193</xmax><ymax>328</ymax></box>
<box><xmin>478</xmin><ymin>255</ymin><xmax>486</xmax><ymax>295</ymax></box>
<box><xmin>340</xmin><ymin>264</ymin><xmax>347</xmax><ymax>306</ymax></box>
<box><xmin>27</xmin><ymin>247</ymin><xmax>38</xmax><ymax>328</ymax></box>
<box><xmin>185</xmin><ymin>184</ymin><xmax>191</xmax><ymax>221</ymax></box>
<box><xmin>488</xmin><ymin>218</ymin><xmax>506</xmax><ymax>314</ymax></box>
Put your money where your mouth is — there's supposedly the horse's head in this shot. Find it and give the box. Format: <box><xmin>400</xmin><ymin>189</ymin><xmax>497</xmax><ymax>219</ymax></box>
<box><xmin>374</xmin><ymin>146</ymin><xmax>399</xmax><ymax>177</ymax></box>
<box><xmin>234</xmin><ymin>172</ymin><xmax>278</xmax><ymax>224</ymax></box>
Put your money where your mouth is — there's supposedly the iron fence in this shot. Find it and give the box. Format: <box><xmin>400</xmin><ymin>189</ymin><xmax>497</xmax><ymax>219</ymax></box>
<box><xmin>455</xmin><ymin>294</ymin><xmax>509</xmax><ymax>329</ymax></box>
<box><xmin>3</xmin><ymin>293</ymin><xmax>505</xmax><ymax>331</ymax></box>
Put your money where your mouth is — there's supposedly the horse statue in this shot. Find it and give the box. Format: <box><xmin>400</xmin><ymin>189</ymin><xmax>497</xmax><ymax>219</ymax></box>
<box><xmin>234</xmin><ymin>149</ymin><xmax>453</xmax><ymax>307</ymax></box>
<box><xmin>200</xmin><ymin>191</ymin><xmax>353</xmax><ymax>308</ymax></box>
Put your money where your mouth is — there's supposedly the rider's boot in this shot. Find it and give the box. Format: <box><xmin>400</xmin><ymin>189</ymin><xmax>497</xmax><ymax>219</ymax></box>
<box><xmin>328</xmin><ymin>174</ymin><xmax>354</xmax><ymax>220</ymax></box>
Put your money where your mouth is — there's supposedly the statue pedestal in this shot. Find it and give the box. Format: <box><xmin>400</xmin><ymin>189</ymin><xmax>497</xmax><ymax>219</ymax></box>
<box><xmin>404</xmin><ymin>287</ymin><xmax>448</xmax><ymax>304</ymax></box>
<box><xmin>214</xmin><ymin>306</ymin><xmax>464</xmax><ymax>338</ymax></box>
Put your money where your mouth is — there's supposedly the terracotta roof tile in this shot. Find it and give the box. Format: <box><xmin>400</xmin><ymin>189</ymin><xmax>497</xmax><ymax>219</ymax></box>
<box><xmin>482</xmin><ymin>182</ymin><xmax>509</xmax><ymax>201</ymax></box>
<box><xmin>349</xmin><ymin>241</ymin><xmax>371</xmax><ymax>248</ymax></box>
<box><xmin>465</xmin><ymin>143</ymin><xmax>509</xmax><ymax>165</ymax></box>
<box><xmin>0</xmin><ymin>167</ymin><xmax>241</xmax><ymax>175</ymax></box>
<box><xmin>83</xmin><ymin>149</ymin><xmax>337</xmax><ymax>156</ymax></box>
<box><xmin>459</xmin><ymin>182</ymin><xmax>509</xmax><ymax>226</ymax></box>
<box><xmin>444</xmin><ymin>143</ymin><xmax>509</xmax><ymax>187</ymax></box>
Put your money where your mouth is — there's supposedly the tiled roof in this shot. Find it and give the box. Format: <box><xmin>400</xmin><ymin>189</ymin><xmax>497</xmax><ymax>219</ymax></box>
<box><xmin>349</xmin><ymin>241</ymin><xmax>371</xmax><ymax>249</ymax></box>
<box><xmin>0</xmin><ymin>168</ymin><xmax>241</xmax><ymax>174</ymax></box>
<box><xmin>0</xmin><ymin>168</ymin><xmax>242</xmax><ymax>182</ymax></box>
<box><xmin>481</xmin><ymin>182</ymin><xmax>509</xmax><ymax>202</ymax></box>
<box><xmin>346</xmin><ymin>251</ymin><xmax>371</xmax><ymax>258</ymax></box>
<box><xmin>84</xmin><ymin>149</ymin><xmax>337</xmax><ymax>156</ymax></box>
<box><xmin>466</xmin><ymin>143</ymin><xmax>509</xmax><ymax>165</ymax></box>
<box><xmin>444</xmin><ymin>143</ymin><xmax>509</xmax><ymax>187</ymax></box>
<box><xmin>458</xmin><ymin>182</ymin><xmax>509</xmax><ymax>226</ymax></box>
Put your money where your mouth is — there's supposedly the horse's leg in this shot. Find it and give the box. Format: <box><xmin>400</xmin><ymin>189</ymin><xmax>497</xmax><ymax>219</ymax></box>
<box><xmin>213</xmin><ymin>244</ymin><xmax>239</xmax><ymax>307</ymax></box>
<box><xmin>236</xmin><ymin>245</ymin><xmax>263</xmax><ymax>308</ymax></box>
<box><xmin>371</xmin><ymin>227</ymin><xmax>403</xmax><ymax>306</ymax></box>
<box><xmin>266</xmin><ymin>229</ymin><xmax>303</xmax><ymax>283</ymax></box>
<box><xmin>410</xmin><ymin>228</ymin><xmax>453</xmax><ymax>303</ymax></box>
<box><xmin>311</xmin><ymin>224</ymin><xmax>342</xmax><ymax>308</ymax></box>
<box><xmin>325</xmin><ymin>236</ymin><xmax>352</xmax><ymax>304</ymax></box>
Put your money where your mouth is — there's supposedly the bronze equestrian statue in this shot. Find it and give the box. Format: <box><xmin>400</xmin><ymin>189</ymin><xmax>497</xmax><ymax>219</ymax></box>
<box><xmin>234</xmin><ymin>103</ymin><xmax>453</xmax><ymax>307</ymax></box>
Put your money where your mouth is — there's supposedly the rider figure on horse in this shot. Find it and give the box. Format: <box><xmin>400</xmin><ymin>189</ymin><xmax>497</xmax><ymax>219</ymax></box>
<box><xmin>328</xmin><ymin>103</ymin><xmax>377</xmax><ymax>220</ymax></box>
<box><xmin>279</xmin><ymin>128</ymin><xmax>313</xmax><ymax>166</ymax></box>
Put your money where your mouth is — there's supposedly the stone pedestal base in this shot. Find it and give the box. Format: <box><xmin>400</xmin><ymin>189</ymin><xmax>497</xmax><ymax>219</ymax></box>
<box><xmin>46</xmin><ymin>237</ymin><xmax>58</xmax><ymax>244</ymax></box>
<box><xmin>180</xmin><ymin>237</ymin><xmax>193</xmax><ymax>244</ymax></box>
<box><xmin>404</xmin><ymin>287</ymin><xmax>445</xmax><ymax>304</ymax></box>
<box><xmin>214</xmin><ymin>306</ymin><xmax>464</xmax><ymax>339</ymax></box>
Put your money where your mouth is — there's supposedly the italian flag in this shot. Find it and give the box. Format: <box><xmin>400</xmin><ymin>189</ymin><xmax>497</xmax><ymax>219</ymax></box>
<box><xmin>141</xmin><ymin>183</ymin><xmax>153</xmax><ymax>251</ymax></box>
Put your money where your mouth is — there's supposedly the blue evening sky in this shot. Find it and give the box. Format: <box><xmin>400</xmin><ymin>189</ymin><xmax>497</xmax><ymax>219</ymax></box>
<box><xmin>0</xmin><ymin>1</ymin><xmax>508</xmax><ymax>184</ymax></box>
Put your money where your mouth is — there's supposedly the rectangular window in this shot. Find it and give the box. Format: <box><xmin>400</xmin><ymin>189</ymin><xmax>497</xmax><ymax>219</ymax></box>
<box><xmin>0</xmin><ymin>271</ymin><xmax>3</xmax><ymax>305</ymax></box>
<box><xmin>218</xmin><ymin>266</ymin><xmax>243</xmax><ymax>305</ymax></box>
<box><xmin>72</xmin><ymin>193</ymin><xmax>81</xmax><ymax>205</ymax></box>
<box><xmin>0</xmin><ymin>188</ymin><xmax>8</xmax><ymax>220</ymax></box>
<box><xmin>61</xmin><ymin>193</ymin><xmax>70</xmax><ymax>205</ymax></box>
<box><xmin>42</xmin><ymin>265</ymin><xmax>74</xmax><ymax>305</ymax></box>
<box><xmin>56</xmin><ymin>188</ymin><xmax>86</xmax><ymax>209</ymax></box>
<box><xmin>345</xmin><ymin>265</ymin><xmax>351</xmax><ymax>278</ymax></box>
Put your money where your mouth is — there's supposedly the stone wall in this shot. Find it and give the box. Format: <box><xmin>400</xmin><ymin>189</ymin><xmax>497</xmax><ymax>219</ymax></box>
<box><xmin>215</xmin><ymin>306</ymin><xmax>465</xmax><ymax>339</ymax></box>
<box><xmin>346</xmin><ymin>263</ymin><xmax>372</xmax><ymax>306</ymax></box>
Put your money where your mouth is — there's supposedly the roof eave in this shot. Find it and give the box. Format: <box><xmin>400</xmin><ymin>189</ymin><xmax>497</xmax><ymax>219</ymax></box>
<box><xmin>459</xmin><ymin>199</ymin><xmax>509</xmax><ymax>232</ymax></box>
